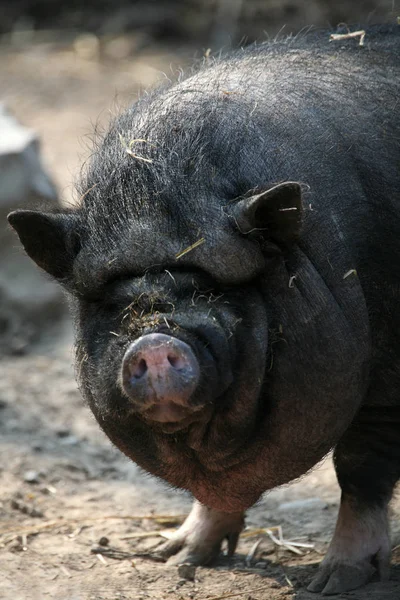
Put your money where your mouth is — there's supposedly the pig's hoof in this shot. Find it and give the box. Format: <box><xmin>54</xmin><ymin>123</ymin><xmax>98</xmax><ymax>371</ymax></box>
<box><xmin>308</xmin><ymin>560</ymin><xmax>382</xmax><ymax>595</ymax></box>
<box><xmin>308</xmin><ymin>499</ymin><xmax>390</xmax><ymax>595</ymax></box>
<box><xmin>156</xmin><ymin>500</ymin><xmax>244</xmax><ymax>566</ymax></box>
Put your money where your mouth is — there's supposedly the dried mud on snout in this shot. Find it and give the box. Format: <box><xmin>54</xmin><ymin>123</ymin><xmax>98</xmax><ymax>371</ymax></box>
<box><xmin>1</xmin><ymin>338</ymin><xmax>400</xmax><ymax>600</ymax></box>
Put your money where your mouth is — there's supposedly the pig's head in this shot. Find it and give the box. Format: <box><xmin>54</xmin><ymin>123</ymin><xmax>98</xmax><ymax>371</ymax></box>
<box><xmin>8</xmin><ymin>174</ymin><xmax>308</xmax><ymax>510</ymax></box>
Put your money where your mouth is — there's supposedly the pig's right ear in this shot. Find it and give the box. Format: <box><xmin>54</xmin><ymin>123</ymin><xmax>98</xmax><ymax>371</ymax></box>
<box><xmin>7</xmin><ymin>210</ymin><xmax>82</xmax><ymax>281</ymax></box>
<box><xmin>230</xmin><ymin>181</ymin><xmax>302</xmax><ymax>244</ymax></box>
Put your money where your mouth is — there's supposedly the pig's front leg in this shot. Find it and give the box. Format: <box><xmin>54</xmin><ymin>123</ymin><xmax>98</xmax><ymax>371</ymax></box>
<box><xmin>158</xmin><ymin>500</ymin><xmax>244</xmax><ymax>565</ymax></box>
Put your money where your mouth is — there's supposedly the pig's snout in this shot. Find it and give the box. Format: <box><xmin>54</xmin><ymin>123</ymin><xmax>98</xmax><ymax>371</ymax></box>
<box><xmin>121</xmin><ymin>333</ymin><xmax>200</xmax><ymax>423</ymax></box>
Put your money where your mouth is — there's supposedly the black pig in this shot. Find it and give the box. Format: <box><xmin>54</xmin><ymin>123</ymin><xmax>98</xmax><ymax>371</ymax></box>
<box><xmin>8</xmin><ymin>25</ymin><xmax>400</xmax><ymax>595</ymax></box>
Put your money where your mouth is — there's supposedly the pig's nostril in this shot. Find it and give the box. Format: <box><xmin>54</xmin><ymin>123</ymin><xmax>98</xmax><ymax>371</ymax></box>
<box><xmin>167</xmin><ymin>353</ymin><xmax>186</xmax><ymax>371</ymax></box>
<box><xmin>131</xmin><ymin>358</ymin><xmax>147</xmax><ymax>379</ymax></box>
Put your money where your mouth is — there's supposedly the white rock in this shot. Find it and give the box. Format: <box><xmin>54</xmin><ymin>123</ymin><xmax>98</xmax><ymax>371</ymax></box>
<box><xmin>0</xmin><ymin>104</ymin><xmax>65</xmax><ymax>355</ymax></box>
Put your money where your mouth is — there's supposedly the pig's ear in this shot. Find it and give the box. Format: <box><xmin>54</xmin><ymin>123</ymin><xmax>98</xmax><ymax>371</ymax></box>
<box><xmin>231</xmin><ymin>181</ymin><xmax>302</xmax><ymax>244</ymax></box>
<box><xmin>7</xmin><ymin>210</ymin><xmax>82</xmax><ymax>280</ymax></box>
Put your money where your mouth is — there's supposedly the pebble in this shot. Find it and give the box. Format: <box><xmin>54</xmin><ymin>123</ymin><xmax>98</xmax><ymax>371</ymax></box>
<box><xmin>40</xmin><ymin>485</ymin><xmax>57</xmax><ymax>495</ymax></box>
<box><xmin>23</xmin><ymin>470</ymin><xmax>40</xmax><ymax>484</ymax></box>
<box><xmin>98</xmin><ymin>536</ymin><xmax>109</xmax><ymax>546</ymax></box>
<box><xmin>56</xmin><ymin>427</ymin><xmax>71</xmax><ymax>438</ymax></box>
<box><xmin>11</xmin><ymin>498</ymin><xmax>43</xmax><ymax>518</ymax></box>
<box><xmin>59</xmin><ymin>435</ymin><xmax>79</xmax><ymax>446</ymax></box>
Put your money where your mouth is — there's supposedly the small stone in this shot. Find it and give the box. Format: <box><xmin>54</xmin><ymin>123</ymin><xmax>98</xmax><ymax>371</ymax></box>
<box><xmin>177</xmin><ymin>563</ymin><xmax>196</xmax><ymax>581</ymax></box>
<box><xmin>28</xmin><ymin>506</ymin><xmax>44</xmax><ymax>518</ymax></box>
<box><xmin>98</xmin><ymin>536</ymin><xmax>109</xmax><ymax>546</ymax></box>
<box><xmin>254</xmin><ymin>561</ymin><xmax>267</xmax><ymax>569</ymax></box>
<box><xmin>40</xmin><ymin>485</ymin><xmax>57</xmax><ymax>495</ymax></box>
<box><xmin>11</xmin><ymin>498</ymin><xmax>43</xmax><ymax>517</ymax></box>
<box><xmin>56</xmin><ymin>428</ymin><xmax>71</xmax><ymax>438</ymax></box>
<box><xmin>60</xmin><ymin>435</ymin><xmax>79</xmax><ymax>446</ymax></box>
<box><xmin>23</xmin><ymin>470</ymin><xmax>40</xmax><ymax>484</ymax></box>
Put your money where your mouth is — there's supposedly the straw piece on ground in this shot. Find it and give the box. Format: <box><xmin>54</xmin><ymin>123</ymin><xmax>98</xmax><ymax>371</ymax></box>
<box><xmin>245</xmin><ymin>539</ymin><xmax>262</xmax><ymax>565</ymax></box>
<box><xmin>96</xmin><ymin>553</ymin><xmax>108</xmax><ymax>565</ymax></box>
<box><xmin>242</xmin><ymin>525</ymin><xmax>314</xmax><ymax>556</ymax></box>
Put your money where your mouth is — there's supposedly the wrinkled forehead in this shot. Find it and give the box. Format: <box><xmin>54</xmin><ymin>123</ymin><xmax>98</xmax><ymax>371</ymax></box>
<box><xmin>73</xmin><ymin>211</ymin><xmax>265</xmax><ymax>292</ymax></box>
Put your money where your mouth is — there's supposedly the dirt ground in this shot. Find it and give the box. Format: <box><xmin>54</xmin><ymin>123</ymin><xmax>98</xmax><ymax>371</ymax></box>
<box><xmin>1</xmin><ymin>33</ymin><xmax>400</xmax><ymax>600</ymax></box>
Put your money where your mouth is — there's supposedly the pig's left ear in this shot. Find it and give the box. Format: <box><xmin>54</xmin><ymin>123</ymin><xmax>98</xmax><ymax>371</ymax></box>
<box><xmin>7</xmin><ymin>209</ymin><xmax>82</xmax><ymax>281</ymax></box>
<box><xmin>231</xmin><ymin>181</ymin><xmax>302</xmax><ymax>244</ymax></box>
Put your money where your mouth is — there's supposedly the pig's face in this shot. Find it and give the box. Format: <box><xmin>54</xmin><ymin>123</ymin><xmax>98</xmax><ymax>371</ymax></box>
<box><xmin>75</xmin><ymin>266</ymin><xmax>269</xmax><ymax>470</ymax></box>
<box><xmin>9</xmin><ymin>181</ymin><xmax>303</xmax><ymax>510</ymax></box>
